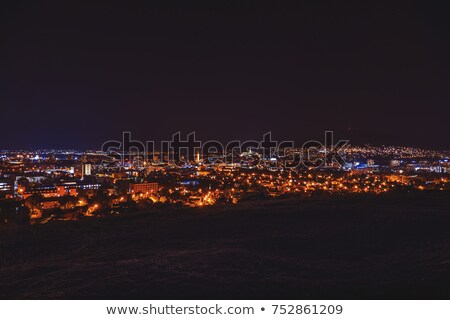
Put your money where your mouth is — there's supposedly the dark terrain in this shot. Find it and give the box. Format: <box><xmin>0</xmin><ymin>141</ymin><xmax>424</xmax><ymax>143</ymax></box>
<box><xmin>1</xmin><ymin>192</ymin><xmax>450</xmax><ymax>299</ymax></box>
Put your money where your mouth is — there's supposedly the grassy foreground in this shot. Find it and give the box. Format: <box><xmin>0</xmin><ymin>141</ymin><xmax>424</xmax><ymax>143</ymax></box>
<box><xmin>1</xmin><ymin>192</ymin><xmax>450</xmax><ymax>299</ymax></box>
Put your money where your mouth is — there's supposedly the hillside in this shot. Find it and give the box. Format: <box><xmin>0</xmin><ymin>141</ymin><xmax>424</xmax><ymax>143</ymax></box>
<box><xmin>1</xmin><ymin>192</ymin><xmax>450</xmax><ymax>299</ymax></box>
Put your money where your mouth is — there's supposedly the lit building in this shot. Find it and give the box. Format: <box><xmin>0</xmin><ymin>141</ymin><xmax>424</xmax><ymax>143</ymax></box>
<box><xmin>74</xmin><ymin>163</ymin><xmax>92</xmax><ymax>178</ymax></box>
<box><xmin>195</xmin><ymin>151</ymin><xmax>201</xmax><ymax>163</ymax></box>
<box><xmin>129</xmin><ymin>182</ymin><xmax>159</xmax><ymax>194</ymax></box>
<box><xmin>83</xmin><ymin>163</ymin><xmax>92</xmax><ymax>176</ymax></box>
<box><xmin>0</xmin><ymin>178</ymin><xmax>14</xmax><ymax>199</ymax></box>
<box><xmin>22</xmin><ymin>186</ymin><xmax>60</xmax><ymax>198</ymax></box>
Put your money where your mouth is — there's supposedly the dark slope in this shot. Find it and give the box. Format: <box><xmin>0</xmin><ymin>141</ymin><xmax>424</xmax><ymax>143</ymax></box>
<box><xmin>1</xmin><ymin>192</ymin><xmax>450</xmax><ymax>299</ymax></box>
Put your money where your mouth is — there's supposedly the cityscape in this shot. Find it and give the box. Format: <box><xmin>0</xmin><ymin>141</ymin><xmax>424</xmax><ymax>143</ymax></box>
<box><xmin>2</xmin><ymin>0</ymin><xmax>450</xmax><ymax>304</ymax></box>
<box><xmin>1</xmin><ymin>144</ymin><xmax>449</xmax><ymax>224</ymax></box>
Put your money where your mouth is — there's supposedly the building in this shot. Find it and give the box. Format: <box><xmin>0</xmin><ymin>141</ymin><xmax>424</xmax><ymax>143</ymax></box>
<box><xmin>21</xmin><ymin>186</ymin><xmax>60</xmax><ymax>199</ymax></box>
<box><xmin>129</xmin><ymin>182</ymin><xmax>159</xmax><ymax>194</ymax></box>
<box><xmin>57</xmin><ymin>181</ymin><xmax>101</xmax><ymax>192</ymax></box>
<box><xmin>0</xmin><ymin>178</ymin><xmax>14</xmax><ymax>199</ymax></box>
<box><xmin>20</xmin><ymin>181</ymin><xmax>101</xmax><ymax>199</ymax></box>
<box><xmin>195</xmin><ymin>150</ymin><xmax>201</xmax><ymax>163</ymax></box>
<box><xmin>83</xmin><ymin>163</ymin><xmax>92</xmax><ymax>176</ymax></box>
<box><xmin>40</xmin><ymin>199</ymin><xmax>61</xmax><ymax>210</ymax></box>
<box><xmin>74</xmin><ymin>163</ymin><xmax>92</xmax><ymax>178</ymax></box>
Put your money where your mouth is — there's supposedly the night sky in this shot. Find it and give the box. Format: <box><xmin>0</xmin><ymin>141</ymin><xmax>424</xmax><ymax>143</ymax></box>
<box><xmin>1</xmin><ymin>1</ymin><xmax>449</xmax><ymax>149</ymax></box>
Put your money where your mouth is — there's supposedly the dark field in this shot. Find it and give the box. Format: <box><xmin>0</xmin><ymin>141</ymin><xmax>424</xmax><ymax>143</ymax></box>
<box><xmin>1</xmin><ymin>192</ymin><xmax>450</xmax><ymax>299</ymax></box>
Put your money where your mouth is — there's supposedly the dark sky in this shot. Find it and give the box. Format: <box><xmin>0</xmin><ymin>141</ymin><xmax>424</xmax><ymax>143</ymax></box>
<box><xmin>1</xmin><ymin>1</ymin><xmax>449</xmax><ymax>149</ymax></box>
